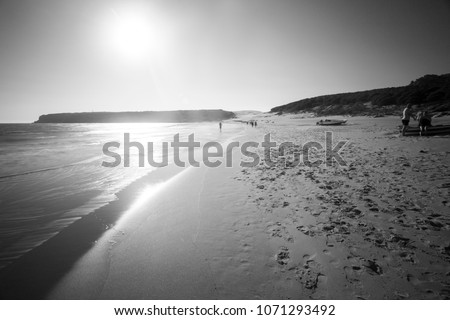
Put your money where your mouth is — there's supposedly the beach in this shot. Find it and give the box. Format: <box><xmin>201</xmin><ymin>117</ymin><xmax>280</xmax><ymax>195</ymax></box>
<box><xmin>0</xmin><ymin>115</ymin><xmax>449</xmax><ymax>299</ymax></box>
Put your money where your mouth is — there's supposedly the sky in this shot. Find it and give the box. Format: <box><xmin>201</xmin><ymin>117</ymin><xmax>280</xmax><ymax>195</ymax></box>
<box><xmin>0</xmin><ymin>0</ymin><xmax>449</xmax><ymax>122</ymax></box>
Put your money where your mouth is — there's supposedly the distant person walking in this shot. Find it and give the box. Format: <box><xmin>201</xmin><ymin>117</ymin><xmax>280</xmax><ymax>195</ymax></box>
<box><xmin>418</xmin><ymin>110</ymin><xmax>432</xmax><ymax>136</ymax></box>
<box><xmin>401</xmin><ymin>104</ymin><xmax>415</xmax><ymax>136</ymax></box>
<box><xmin>219</xmin><ymin>122</ymin><xmax>222</xmax><ymax>132</ymax></box>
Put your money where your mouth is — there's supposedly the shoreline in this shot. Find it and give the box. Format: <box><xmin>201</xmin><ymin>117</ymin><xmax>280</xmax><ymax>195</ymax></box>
<box><xmin>48</xmin><ymin>128</ymin><xmax>267</xmax><ymax>299</ymax></box>
<box><xmin>0</xmin><ymin>122</ymin><xmax>250</xmax><ymax>299</ymax></box>
<box><xmin>0</xmin><ymin>162</ymin><xmax>189</xmax><ymax>299</ymax></box>
<box><xmin>0</xmin><ymin>121</ymin><xmax>243</xmax><ymax>272</ymax></box>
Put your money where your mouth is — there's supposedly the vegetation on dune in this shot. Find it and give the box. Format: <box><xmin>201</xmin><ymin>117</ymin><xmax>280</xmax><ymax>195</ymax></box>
<box><xmin>270</xmin><ymin>74</ymin><xmax>450</xmax><ymax>116</ymax></box>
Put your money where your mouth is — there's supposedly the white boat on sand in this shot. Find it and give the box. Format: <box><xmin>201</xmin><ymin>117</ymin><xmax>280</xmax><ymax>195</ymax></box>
<box><xmin>316</xmin><ymin>119</ymin><xmax>347</xmax><ymax>126</ymax></box>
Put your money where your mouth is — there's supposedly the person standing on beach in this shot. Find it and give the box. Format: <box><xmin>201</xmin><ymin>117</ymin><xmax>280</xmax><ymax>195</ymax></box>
<box><xmin>219</xmin><ymin>122</ymin><xmax>222</xmax><ymax>132</ymax></box>
<box><xmin>418</xmin><ymin>109</ymin><xmax>431</xmax><ymax>136</ymax></box>
<box><xmin>401</xmin><ymin>104</ymin><xmax>415</xmax><ymax>136</ymax></box>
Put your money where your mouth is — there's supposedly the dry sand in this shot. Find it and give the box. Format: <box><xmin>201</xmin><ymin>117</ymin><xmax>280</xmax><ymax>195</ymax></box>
<box><xmin>236</xmin><ymin>114</ymin><xmax>450</xmax><ymax>299</ymax></box>
<box><xmin>1</xmin><ymin>115</ymin><xmax>449</xmax><ymax>299</ymax></box>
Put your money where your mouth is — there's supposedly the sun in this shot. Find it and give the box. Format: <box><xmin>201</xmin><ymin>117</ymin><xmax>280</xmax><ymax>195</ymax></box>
<box><xmin>102</xmin><ymin>7</ymin><xmax>165</xmax><ymax>62</ymax></box>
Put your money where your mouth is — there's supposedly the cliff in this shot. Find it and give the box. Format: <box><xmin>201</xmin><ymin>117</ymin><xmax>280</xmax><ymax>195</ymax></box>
<box><xmin>34</xmin><ymin>109</ymin><xmax>236</xmax><ymax>123</ymax></box>
<box><xmin>270</xmin><ymin>73</ymin><xmax>450</xmax><ymax>116</ymax></box>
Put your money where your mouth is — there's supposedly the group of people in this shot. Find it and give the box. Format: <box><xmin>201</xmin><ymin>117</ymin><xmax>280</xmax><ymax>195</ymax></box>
<box><xmin>219</xmin><ymin>120</ymin><xmax>259</xmax><ymax>132</ymax></box>
<box><xmin>401</xmin><ymin>104</ymin><xmax>432</xmax><ymax>136</ymax></box>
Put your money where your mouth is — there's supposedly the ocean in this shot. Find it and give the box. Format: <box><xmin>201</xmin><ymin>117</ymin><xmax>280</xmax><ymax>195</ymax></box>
<box><xmin>0</xmin><ymin>122</ymin><xmax>240</xmax><ymax>270</ymax></box>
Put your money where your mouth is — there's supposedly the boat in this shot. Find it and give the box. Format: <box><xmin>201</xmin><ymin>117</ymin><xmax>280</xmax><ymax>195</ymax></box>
<box><xmin>401</xmin><ymin>124</ymin><xmax>450</xmax><ymax>136</ymax></box>
<box><xmin>316</xmin><ymin>119</ymin><xmax>347</xmax><ymax>126</ymax></box>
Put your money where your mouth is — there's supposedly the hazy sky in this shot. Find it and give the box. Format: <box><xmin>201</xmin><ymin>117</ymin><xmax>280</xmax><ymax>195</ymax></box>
<box><xmin>0</xmin><ymin>0</ymin><xmax>449</xmax><ymax>122</ymax></box>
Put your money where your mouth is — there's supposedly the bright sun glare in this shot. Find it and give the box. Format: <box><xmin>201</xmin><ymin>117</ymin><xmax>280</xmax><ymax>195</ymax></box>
<box><xmin>103</xmin><ymin>6</ymin><xmax>165</xmax><ymax>62</ymax></box>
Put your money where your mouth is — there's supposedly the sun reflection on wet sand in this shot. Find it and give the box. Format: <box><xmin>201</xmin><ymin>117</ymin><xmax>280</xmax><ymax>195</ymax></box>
<box><xmin>115</xmin><ymin>166</ymin><xmax>192</xmax><ymax>228</ymax></box>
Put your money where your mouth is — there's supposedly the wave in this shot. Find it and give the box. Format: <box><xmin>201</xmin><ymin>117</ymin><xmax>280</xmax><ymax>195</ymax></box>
<box><xmin>0</xmin><ymin>156</ymin><xmax>103</xmax><ymax>180</ymax></box>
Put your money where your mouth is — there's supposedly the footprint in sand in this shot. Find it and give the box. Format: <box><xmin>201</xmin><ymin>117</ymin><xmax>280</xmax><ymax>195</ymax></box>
<box><xmin>267</xmin><ymin>222</ymin><xmax>294</xmax><ymax>243</ymax></box>
<box><xmin>344</xmin><ymin>259</ymin><xmax>364</xmax><ymax>283</ymax></box>
<box><xmin>293</xmin><ymin>255</ymin><xmax>326</xmax><ymax>294</ymax></box>
<box><xmin>323</xmin><ymin>249</ymin><xmax>340</xmax><ymax>268</ymax></box>
<box><xmin>296</xmin><ymin>225</ymin><xmax>319</xmax><ymax>237</ymax></box>
<box><xmin>344</xmin><ymin>255</ymin><xmax>383</xmax><ymax>283</ymax></box>
<box><xmin>425</xmin><ymin>219</ymin><xmax>444</xmax><ymax>230</ymax></box>
<box><xmin>363</xmin><ymin>260</ymin><xmax>383</xmax><ymax>275</ymax></box>
<box><xmin>406</xmin><ymin>273</ymin><xmax>421</xmax><ymax>286</ymax></box>
<box><xmin>325</xmin><ymin>233</ymin><xmax>345</xmax><ymax>247</ymax></box>
<box><xmin>276</xmin><ymin>247</ymin><xmax>290</xmax><ymax>265</ymax></box>
<box><xmin>398</xmin><ymin>251</ymin><xmax>417</xmax><ymax>264</ymax></box>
